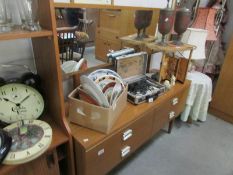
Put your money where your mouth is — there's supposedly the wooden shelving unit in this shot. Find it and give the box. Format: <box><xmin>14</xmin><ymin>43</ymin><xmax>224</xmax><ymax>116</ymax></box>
<box><xmin>0</xmin><ymin>0</ymin><xmax>75</xmax><ymax>175</ymax></box>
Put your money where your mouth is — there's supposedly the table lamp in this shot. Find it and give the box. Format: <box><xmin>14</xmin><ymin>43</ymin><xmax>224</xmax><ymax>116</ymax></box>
<box><xmin>179</xmin><ymin>28</ymin><xmax>208</xmax><ymax>71</ymax></box>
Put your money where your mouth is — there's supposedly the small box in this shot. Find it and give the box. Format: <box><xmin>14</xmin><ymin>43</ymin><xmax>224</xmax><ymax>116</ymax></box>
<box><xmin>68</xmin><ymin>85</ymin><xmax>127</xmax><ymax>134</ymax></box>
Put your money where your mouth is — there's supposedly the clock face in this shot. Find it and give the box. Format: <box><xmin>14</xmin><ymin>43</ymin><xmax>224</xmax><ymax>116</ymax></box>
<box><xmin>0</xmin><ymin>83</ymin><xmax>44</xmax><ymax>123</ymax></box>
<box><xmin>3</xmin><ymin>120</ymin><xmax>52</xmax><ymax>165</ymax></box>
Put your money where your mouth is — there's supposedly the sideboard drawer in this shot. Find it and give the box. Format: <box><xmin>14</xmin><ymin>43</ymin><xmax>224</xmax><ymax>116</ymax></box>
<box><xmin>170</xmin><ymin>88</ymin><xmax>189</xmax><ymax>117</ymax></box>
<box><xmin>120</xmin><ymin>111</ymin><xmax>154</xmax><ymax>158</ymax></box>
<box><xmin>84</xmin><ymin>134</ymin><xmax>121</xmax><ymax>175</ymax></box>
<box><xmin>152</xmin><ymin>100</ymin><xmax>171</xmax><ymax>135</ymax></box>
<box><xmin>99</xmin><ymin>9</ymin><xmax>121</xmax><ymax>30</ymax></box>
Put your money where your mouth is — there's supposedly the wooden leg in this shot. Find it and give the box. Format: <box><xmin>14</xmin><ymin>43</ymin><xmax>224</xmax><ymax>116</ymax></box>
<box><xmin>168</xmin><ymin>119</ymin><xmax>175</xmax><ymax>134</ymax></box>
<box><xmin>187</xmin><ymin>116</ymin><xmax>193</xmax><ymax>124</ymax></box>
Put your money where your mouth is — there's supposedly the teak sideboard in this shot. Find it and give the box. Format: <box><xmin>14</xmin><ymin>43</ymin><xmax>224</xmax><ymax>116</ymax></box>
<box><xmin>70</xmin><ymin>80</ymin><xmax>190</xmax><ymax>175</ymax></box>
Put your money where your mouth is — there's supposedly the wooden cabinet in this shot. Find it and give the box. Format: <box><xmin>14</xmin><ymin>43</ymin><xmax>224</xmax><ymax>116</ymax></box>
<box><xmin>70</xmin><ymin>81</ymin><xmax>190</xmax><ymax>175</ymax></box>
<box><xmin>95</xmin><ymin>9</ymin><xmax>159</xmax><ymax>61</ymax></box>
<box><xmin>0</xmin><ymin>0</ymin><xmax>75</xmax><ymax>175</ymax></box>
<box><xmin>210</xmin><ymin>36</ymin><xmax>233</xmax><ymax>124</ymax></box>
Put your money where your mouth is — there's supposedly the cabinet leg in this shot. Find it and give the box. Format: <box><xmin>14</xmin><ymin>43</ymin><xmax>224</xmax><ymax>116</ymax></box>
<box><xmin>168</xmin><ymin>119</ymin><xmax>175</xmax><ymax>134</ymax></box>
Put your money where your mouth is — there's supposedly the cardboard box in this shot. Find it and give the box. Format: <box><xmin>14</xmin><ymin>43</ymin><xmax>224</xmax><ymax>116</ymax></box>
<box><xmin>68</xmin><ymin>86</ymin><xmax>127</xmax><ymax>133</ymax></box>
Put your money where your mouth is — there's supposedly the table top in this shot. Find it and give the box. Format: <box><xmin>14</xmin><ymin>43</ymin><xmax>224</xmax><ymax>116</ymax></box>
<box><xmin>146</xmin><ymin>42</ymin><xmax>196</xmax><ymax>53</ymax></box>
<box><xmin>120</xmin><ymin>34</ymin><xmax>156</xmax><ymax>45</ymax></box>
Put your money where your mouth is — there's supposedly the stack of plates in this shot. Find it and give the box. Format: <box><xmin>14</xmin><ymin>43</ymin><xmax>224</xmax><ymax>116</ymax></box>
<box><xmin>79</xmin><ymin>69</ymin><xmax>125</xmax><ymax>108</ymax></box>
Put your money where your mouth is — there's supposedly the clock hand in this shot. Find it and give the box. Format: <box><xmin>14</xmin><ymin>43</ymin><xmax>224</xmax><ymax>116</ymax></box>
<box><xmin>3</xmin><ymin>98</ymin><xmax>18</xmax><ymax>105</ymax></box>
<box><xmin>19</xmin><ymin>95</ymin><xmax>31</xmax><ymax>104</ymax></box>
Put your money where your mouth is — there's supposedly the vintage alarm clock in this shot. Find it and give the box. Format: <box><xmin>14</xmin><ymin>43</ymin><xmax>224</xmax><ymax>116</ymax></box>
<box><xmin>0</xmin><ymin>129</ymin><xmax>12</xmax><ymax>163</ymax></box>
<box><xmin>3</xmin><ymin>120</ymin><xmax>52</xmax><ymax>165</ymax></box>
<box><xmin>0</xmin><ymin>64</ymin><xmax>44</xmax><ymax>124</ymax></box>
<box><xmin>0</xmin><ymin>64</ymin><xmax>41</xmax><ymax>90</ymax></box>
<box><xmin>0</xmin><ymin>83</ymin><xmax>44</xmax><ymax>124</ymax></box>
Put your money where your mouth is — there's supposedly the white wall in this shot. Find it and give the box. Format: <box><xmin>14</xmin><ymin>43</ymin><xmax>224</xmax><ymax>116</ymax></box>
<box><xmin>0</xmin><ymin>39</ymin><xmax>36</xmax><ymax>79</ymax></box>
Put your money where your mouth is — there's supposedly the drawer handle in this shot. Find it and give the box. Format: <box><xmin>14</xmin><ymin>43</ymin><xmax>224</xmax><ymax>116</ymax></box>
<box><xmin>123</xmin><ymin>129</ymin><xmax>133</xmax><ymax>141</ymax></box>
<box><xmin>172</xmin><ymin>97</ymin><xmax>179</xmax><ymax>106</ymax></box>
<box><xmin>107</xmin><ymin>14</ymin><xmax>116</xmax><ymax>17</ymax></box>
<box><xmin>121</xmin><ymin>146</ymin><xmax>131</xmax><ymax>158</ymax></box>
<box><xmin>169</xmin><ymin>111</ymin><xmax>175</xmax><ymax>119</ymax></box>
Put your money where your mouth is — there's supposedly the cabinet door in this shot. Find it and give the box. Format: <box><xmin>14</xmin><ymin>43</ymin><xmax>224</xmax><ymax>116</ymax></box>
<box><xmin>95</xmin><ymin>37</ymin><xmax>121</xmax><ymax>62</ymax></box>
<box><xmin>84</xmin><ymin>134</ymin><xmax>122</xmax><ymax>175</ymax></box>
<box><xmin>8</xmin><ymin>151</ymin><xmax>60</xmax><ymax>175</ymax></box>
<box><xmin>95</xmin><ymin>37</ymin><xmax>109</xmax><ymax>62</ymax></box>
<box><xmin>211</xmin><ymin>37</ymin><xmax>233</xmax><ymax>123</ymax></box>
<box><xmin>152</xmin><ymin>100</ymin><xmax>171</xmax><ymax>135</ymax></box>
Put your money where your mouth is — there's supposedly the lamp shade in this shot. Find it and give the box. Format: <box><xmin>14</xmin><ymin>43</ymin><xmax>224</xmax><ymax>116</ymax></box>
<box><xmin>181</xmin><ymin>28</ymin><xmax>208</xmax><ymax>60</ymax></box>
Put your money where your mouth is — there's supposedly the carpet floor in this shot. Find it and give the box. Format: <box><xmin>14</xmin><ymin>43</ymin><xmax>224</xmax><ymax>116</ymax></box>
<box><xmin>109</xmin><ymin>114</ymin><xmax>233</xmax><ymax>175</ymax></box>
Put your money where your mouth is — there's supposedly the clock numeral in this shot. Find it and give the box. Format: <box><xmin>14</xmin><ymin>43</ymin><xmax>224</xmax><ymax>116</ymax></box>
<box><xmin>27</xmin><ymin>151</ymin><xmax>30</xmax><ymax>156</ymax></box>
<box><xmin>11</xmin><ymin>87</ymin><xmax>17</xmax><ymax>91</ymax></box>
<box><xmin>37</xmin><ymin>101</ymin><xmax>41</xmax><ymax>104</ymax></box>
<box><xmin>44</xmin><ymin>135</ymin><xmax>51</xmax><ymax>138</ymax></box>
<box><xmin>9</xmin><ymin>153</ymin><xmax>15</xmax><ymax>159</ymax></box>
<box><xmin>38</xmin><ymin>143</ymin><xmax>44</xmax><ymax>148</ymax></box>
<box><xmin>1</xmin><ymin>91</ymin><xmax>6</xmax><ymax>96</ymax></box>
<box><xmin>26</xmin><ymin>89</ymin><xmax>28</xmax><ymax>93</ymax></box>
<box><xmin>36</xmin><ymin>109</ymin><xmax>39</xmax><ymax>112</ymax></box>
<box><xmin>28</xmin><ymin>120</ymin><xmax>34</xmax><ymax>124</ymax></box>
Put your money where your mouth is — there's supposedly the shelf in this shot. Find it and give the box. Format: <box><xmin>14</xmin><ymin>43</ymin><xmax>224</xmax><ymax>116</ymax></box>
<box><xmin>54</xmin><ymin>2</ymin><xmax>157</xmax><ymax>10</ymax></box>
<box><xmin>0</xmin><ymin>29</ymin><xmax>53</xmax><ymax>41</ymax></box>
<box><xmin>0</xmin><ymin>116</ymin><xmax>69</xmax><ymax>175</ymax></box>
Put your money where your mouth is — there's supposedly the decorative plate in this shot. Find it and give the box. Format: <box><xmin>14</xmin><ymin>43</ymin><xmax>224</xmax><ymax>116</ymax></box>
<box><xmin>88</xmin><ymin>69</ymin><xmax>122</xmax><ymax>82</ymax></box>
<box><xmin>78</xmin><ymin>88</ymin><xmax>100</xmax><ymax>106</ymax></box>
<box><xmin>110</xmin><ymin>83</ymin><xmax>123</xmax><ymax>106</ymax></box>
<box><xmin>80</xmin><ymin>75</ymin><xmax>109</xmax><ymax>108</ymax></box>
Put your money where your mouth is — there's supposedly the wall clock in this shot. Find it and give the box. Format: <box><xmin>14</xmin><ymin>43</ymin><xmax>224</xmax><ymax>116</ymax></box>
<box><xmin>3</xmin><ymin>120</ymin><xmax>52</xmax><ymax>165</ymax></box>
<box><xmin>0</xmin><ymin>83</ymin><xmax>44</xmax><ymax>124</ymax></box>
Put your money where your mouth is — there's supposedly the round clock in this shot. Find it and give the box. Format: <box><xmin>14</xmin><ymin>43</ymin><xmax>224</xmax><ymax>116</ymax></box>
<box><xmin>3</xmin><ymin>120</ymin><xmax>52</xmax><ymax>165</ymax></box>
<box><xmin>0</xmin><ymin>83</ymin><xmax>44</xmax><ymax>124</ymax></box>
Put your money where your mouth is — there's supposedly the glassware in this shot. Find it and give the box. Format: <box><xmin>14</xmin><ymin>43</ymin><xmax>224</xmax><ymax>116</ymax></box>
<box><xmin>0</xmin><ymin>0</ymin><xmax>11</xmax><ymax>33</ymax></box>
<box><xmin>173</xmin><ymin>8</ymin><xmax>191</xmax><ymax>46</ymax></box>
<box><xmin>17</xmin><ymin>0</ymin><xmax>41</xmax><ymax>31</ymax></box>
<box><xmin>158</xmin><ymin>8</ymin><xmax>174</xmax><ymax>46</ymax></box>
